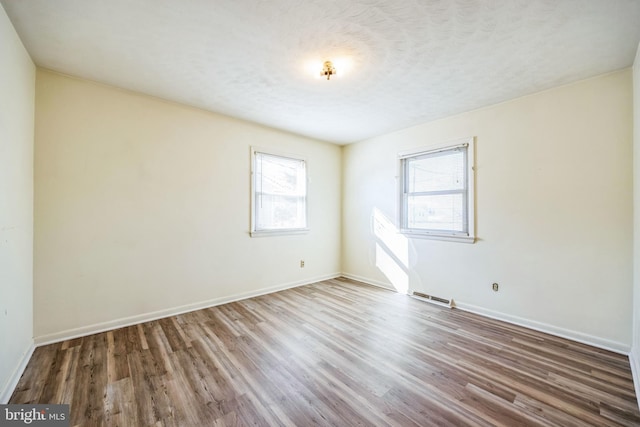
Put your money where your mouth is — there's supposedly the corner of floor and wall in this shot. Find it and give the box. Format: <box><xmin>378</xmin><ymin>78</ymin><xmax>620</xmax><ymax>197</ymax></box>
<box><xmin>3</xmin><ymin>2</ymin><xmax>640</xmax><ymax>411</ymax></box>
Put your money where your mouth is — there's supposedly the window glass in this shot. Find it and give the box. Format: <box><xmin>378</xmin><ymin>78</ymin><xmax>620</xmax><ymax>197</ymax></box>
<box><xmin>252</xmin><ymin>151</ymin><xmax>307</xmax><ymax>234</ymax></box>
<box><xmin>400</xmin><ymin>139</ymin><xmax>475</xmax><ymax>242</ymax></box>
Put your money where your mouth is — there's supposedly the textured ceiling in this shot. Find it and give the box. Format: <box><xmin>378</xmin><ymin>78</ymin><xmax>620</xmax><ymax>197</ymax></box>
<box><xmin>3</xmin><ymin>0</ymin><xmax>640</xmax><ymax>144</ymax></box>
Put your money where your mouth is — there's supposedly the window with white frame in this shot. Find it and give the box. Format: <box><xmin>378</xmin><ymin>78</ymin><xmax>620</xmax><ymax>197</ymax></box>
<box><xmin>251</xmin><ymin>149</ymin><xmax>308</xmax><ymax>236</ymax></box>
<box><xmin>399</xmin><ymin>138</ymin><xmax>475</xmax><ymax>242</ymax></box>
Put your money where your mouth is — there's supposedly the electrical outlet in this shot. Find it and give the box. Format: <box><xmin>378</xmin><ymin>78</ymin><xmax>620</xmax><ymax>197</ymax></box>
<box><xmin>492</xmin><ymin>283</ymin><xmax>499</xmax><ymax>292</ymax></box>
<box><xmin>300</xmin><ymin>260</ymin><xmax>305</xmax><ymax>268</ymax></box>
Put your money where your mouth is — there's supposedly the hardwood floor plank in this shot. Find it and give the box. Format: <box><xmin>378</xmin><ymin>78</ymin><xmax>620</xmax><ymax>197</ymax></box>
<box><xmin>10</xmin><ymin>278</ymin><xmax>640</xmax><ymax>426</ymax></box>
<box><xmin>145</xmin><ymin>322</ymin><xmax>174</xmax><ymax>376</ymax></box>
<box><xmin>513</xmin><ymin>393</ymin><xmax>590</xmax><ymax>427</ymax></box>
<box><xmin>159</xmin><ymin>318</ymin><xmax>188</xmax><ymax>353</ymax></box>
<box><xmin>104</xmin><ymin>377</ymin><xmax>137</xmax><ymax>426</ymax></box>
<box><xmin>69</xmin><ymin>334</ymin><xmax>108</xmax><ymax>425</ymax></box>
<box><xmin>599</xmin><ymin>401</ymin><xmax>640</xmax><ymax>426</ymax></box>
<box><xmin>39</xmin><ymin>345</ymin><xmax>70</xmax><ymax>403</ymax></box>
<box><xmin>464</xmin><ymin>383</ymin><xmax>551</xmax><ymax>427</ymax></box>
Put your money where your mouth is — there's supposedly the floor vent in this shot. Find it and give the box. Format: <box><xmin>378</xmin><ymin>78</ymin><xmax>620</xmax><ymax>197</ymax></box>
<box><xmin>411</xmin><ymin>291</ymin><xmax>454</xmax><ymax>308</ymax></box>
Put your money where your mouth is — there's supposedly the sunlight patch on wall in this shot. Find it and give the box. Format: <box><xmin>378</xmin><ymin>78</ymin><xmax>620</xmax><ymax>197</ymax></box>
<box><xmin>372</xmin><ymin>208</ymin><xmax>408</xmax><ymax>267</ymax></box>
<box><xmin>375</xmin><ymin>243</ymin><xmax>409</xmax><ymax>293</ymax></box>
<box><xmin>372</xmin><ymin>208</ymin><xmax>409</xmax><ymax>293</ymax></box>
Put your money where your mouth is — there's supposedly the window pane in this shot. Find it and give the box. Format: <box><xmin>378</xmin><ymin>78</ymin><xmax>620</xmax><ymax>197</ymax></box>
<box><xmin>407</xmin><ymin>194</ymin><xmax>465</xmax><ymax>232</ymax></box>
<box><xmin>256</xmin><ymin>194</ymin><xmax>306</xmax><ymax>230</ymax></box>
<box><xmin>253</xmin><ymin>151</ymin><xmax>307</xmax><ymax>233</ymax></box>
<box><xmin>256</xmin><ymin>153</ymin><xmax>306</xmax><ymax>196</ymax></box>
<box><xmin>407</xmin><ymin>150</ymin><xmax>465</xmax><ymax>193</ymax></box>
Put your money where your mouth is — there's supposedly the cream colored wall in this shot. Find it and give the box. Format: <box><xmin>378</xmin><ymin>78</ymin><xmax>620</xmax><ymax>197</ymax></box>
<box><xmin>0</xmin><ymin>5</ymin><xmax>35</xmax><ymax>402</ymax></box>
<box><xmin>632</xmin><ymin>43</ymin><xmax>640</xmax><ymax>400</ymax></box>
<box><xmin>343</xmin><ymin>70</ymin><xmax>633</xmax><ymax>351</ymax></box>
<box><xmin>34</xmin><ymin>69</ymin><xmax>341</xmax><ymax>341</ymax></box>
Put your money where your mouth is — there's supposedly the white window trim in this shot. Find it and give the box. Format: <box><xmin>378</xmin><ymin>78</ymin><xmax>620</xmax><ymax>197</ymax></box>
<box><xmin>250</xmin><ymin>147</ymin><xmax>309</xmax><ymax>237</ymax></box>
<box><xmin>398</xmin><ymin>137</ymin><xmax>476</xmax><ymax>243</ymax></box>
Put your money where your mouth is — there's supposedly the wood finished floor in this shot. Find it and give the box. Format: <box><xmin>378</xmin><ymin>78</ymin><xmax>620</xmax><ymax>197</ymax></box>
<box><xmin>11</xmin><ymin>278</ymin><xmax>640</xmax><ymax>426</ymax></box>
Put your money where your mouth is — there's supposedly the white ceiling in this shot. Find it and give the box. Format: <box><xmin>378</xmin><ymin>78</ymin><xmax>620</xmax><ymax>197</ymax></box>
<box><xmin>3</xmin><ymin>0</ymin><xmax>640</xmax><ymax>144</ymax></box>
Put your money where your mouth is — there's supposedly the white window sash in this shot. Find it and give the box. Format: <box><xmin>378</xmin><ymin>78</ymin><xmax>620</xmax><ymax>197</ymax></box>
<box><xmin>398</xmin><ymin>137</ymin><xmax>475</xmax><ymax>243</ymax></box>
<box><xmin>250</xmin><ymin>148</ymin><xmax>309</xmax><ymax>237</ymax></box>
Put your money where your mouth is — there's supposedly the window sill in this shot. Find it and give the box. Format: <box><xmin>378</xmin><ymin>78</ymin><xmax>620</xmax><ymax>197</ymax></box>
<box><xmin>250</xmin><ymin>228</ymin><xmax>310</xmax><ymax>238</ymax></box>
<box><xmin>400</xmin><ymin>231</ymin><xmax>476</xmax><ymax>244</ymax></box>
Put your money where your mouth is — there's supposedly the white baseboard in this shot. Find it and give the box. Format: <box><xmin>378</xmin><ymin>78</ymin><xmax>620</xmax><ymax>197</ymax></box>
<box><xmin>35</xmin><ymin>273</ymin><xmax>341</xmax><ymax>346</ymax></box>
<box><xmin>630</xmin><ymin>347</ymin><xmax>640</xmax><ymax>410</ymax></box>
<box><xmin>454</xmin><ymin>301</ymin><xmax>630</xmax><ymax>355</ymax></box>
<box><xmin>340</xmin><ymin>273</ymin><xmax>396</xmax><ymax>291</ymax></box>
<box><xmin>341</xmin><ymin>272</ymin><xmax>630</xmax><ymax>355</ymax></box>
<box><xmin>1</xmin><ymin>342</ymin><xmax>35</xmax><ymax>404</ymax></box>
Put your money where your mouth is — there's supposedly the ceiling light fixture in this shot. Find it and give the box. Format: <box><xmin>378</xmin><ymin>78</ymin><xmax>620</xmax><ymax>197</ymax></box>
<box><xmin>320</xmin><ymin>60</ymin><xmax>336</xmax><ymax>80</ymax></box>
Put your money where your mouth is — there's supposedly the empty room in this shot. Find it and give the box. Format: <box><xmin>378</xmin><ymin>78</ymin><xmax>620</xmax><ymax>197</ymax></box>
<box><xmin>2</xmin><ymin>0</ymin><xmax>640</xmax><ymax>425</ymax></box>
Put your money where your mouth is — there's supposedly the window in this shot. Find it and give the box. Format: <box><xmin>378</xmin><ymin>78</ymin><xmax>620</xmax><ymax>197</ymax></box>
<box><xmin>399</xmin><ymin>137</ymin><xmax>475</xmax><ymax>243</ymax></box>
<box><xmin>251</xmin><ymin>149</ymin><xmax>308</xmax><ymax>236</ymax></box>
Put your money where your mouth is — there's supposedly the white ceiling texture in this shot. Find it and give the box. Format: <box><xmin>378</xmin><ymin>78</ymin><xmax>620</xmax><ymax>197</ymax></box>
<box><xmin>3</xmin><ymin>0</ymin><xmax>640</xmax><ymax>144</ymax></box>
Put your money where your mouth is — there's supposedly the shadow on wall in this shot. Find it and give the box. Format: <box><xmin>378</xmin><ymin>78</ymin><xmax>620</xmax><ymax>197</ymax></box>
<box><xmin>372</xmin><ymin>208</ymin><xmax>409</xmax><ymax>294</ymax></box>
